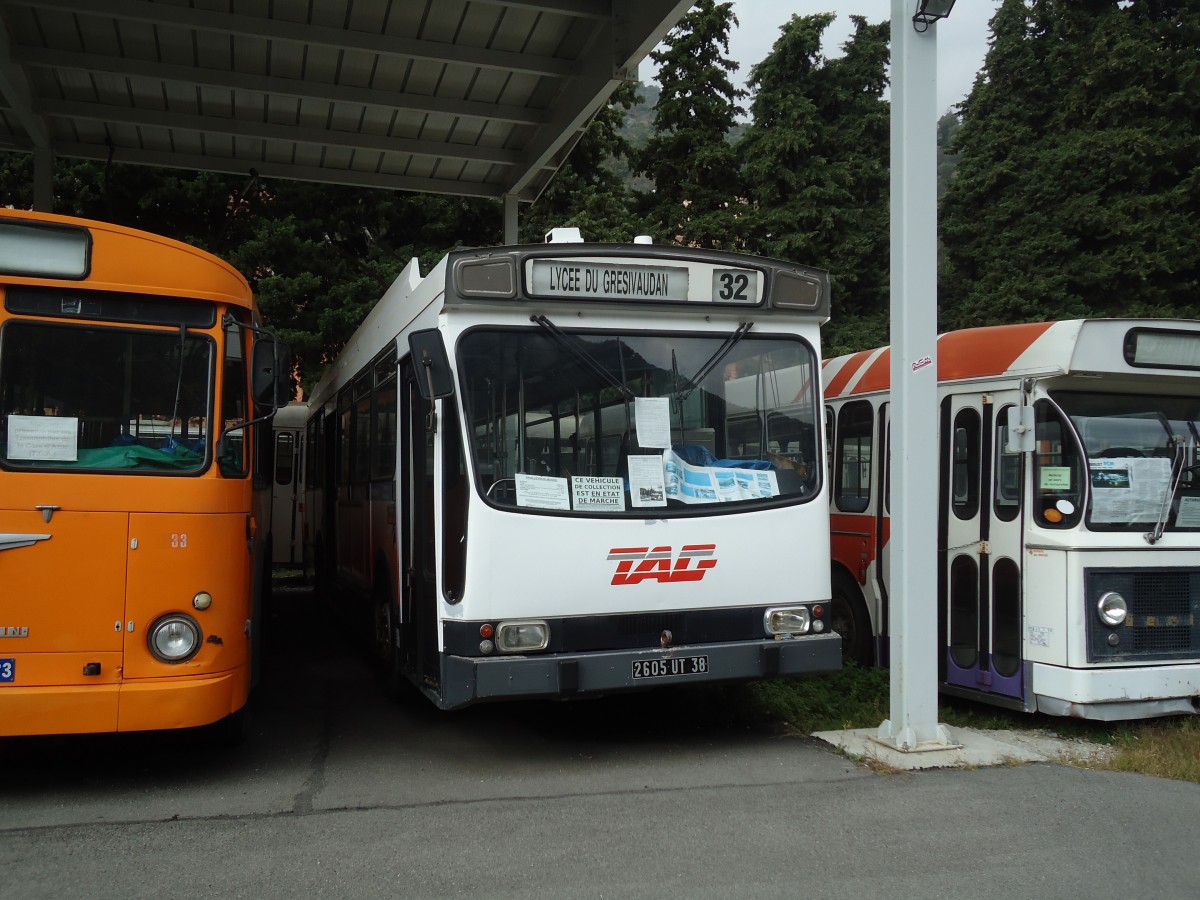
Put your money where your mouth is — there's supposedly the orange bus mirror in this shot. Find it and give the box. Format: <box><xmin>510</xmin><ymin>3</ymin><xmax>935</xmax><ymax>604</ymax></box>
<box><xmin>252</xmin><ymin>338</ymin><xmax>294</xmax><ymax>408</ymax></box>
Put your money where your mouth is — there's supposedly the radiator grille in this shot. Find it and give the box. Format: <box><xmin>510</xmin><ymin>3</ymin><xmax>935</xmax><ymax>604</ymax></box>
<box><xmin>1085</xmin><ymin>568</ymin><xmax>1200</xmax><ymax>662</ymax></box>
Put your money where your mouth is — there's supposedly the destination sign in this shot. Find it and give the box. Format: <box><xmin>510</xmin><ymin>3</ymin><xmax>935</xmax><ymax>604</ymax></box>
<box><xmin>529</xmin><ymin>259</ymin><xmax>689</xmax><ymax>302</ymax></box>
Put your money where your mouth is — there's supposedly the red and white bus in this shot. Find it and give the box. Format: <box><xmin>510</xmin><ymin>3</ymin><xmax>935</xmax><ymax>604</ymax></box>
<box><xmin>825</xmin><ymin>319</ymin><xmax>1200</xmax><ymax>720</ymax></box>
<box><xmin>303</xmin><ymin>230</ymin><xmax>841</xmax><ymax>709</ymax></box>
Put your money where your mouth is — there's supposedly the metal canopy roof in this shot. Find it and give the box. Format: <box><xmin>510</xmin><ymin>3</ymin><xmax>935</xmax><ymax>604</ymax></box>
<box><xmin>0</xmin><ymin>0</ymin><xmax>689</xmax><ymax>203</ymax></box>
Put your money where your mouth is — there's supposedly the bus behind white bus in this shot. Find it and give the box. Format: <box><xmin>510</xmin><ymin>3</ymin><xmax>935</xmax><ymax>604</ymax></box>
<box><xmin>304</xmin><ymin>235</ymin><xmax>841</xmax><ymax>709</ymax></box>
<box><xmin>825</xmin><ymin>319</ymin><xmax>1200</xmax><ymax>720</ymax></box>
<box><xmin>270</xmin><ymin>401</ymin><xmax>307</xmax><ymax>570</ymax></box>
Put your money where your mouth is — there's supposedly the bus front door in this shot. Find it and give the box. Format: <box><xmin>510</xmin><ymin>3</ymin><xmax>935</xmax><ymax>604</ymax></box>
<box><xmin>941</xmin><ymin>391</ymin><xmax>1026</xmax><ymax>706</ymax></box>
<box><xmin>399</xmin><ymin>366</ymin><xmax>439</xmax><ymax>693</ymax></box>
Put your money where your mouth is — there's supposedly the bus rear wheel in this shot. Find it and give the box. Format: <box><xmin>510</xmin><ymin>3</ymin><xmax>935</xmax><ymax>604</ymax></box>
<box><xmin>831</xmin><ymin>570</ymin><xmax>874</xmax><ymax>668</ymax></box>
<box><xmin>373</xmin><ymin>587</ymin><xmax>406</xmax><ymax>701</ymax></box>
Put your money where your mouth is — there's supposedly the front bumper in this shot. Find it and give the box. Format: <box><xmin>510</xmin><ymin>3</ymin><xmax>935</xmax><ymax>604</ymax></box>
<box><xmin>1032</xmin><ymin>661</ymin><xmax>1200</xmax><ymax>720</ymax></box>
<box><xmin>438</xmin><ymin>632</ymin><xmax>841</xmax><ymax>709</ymax></box>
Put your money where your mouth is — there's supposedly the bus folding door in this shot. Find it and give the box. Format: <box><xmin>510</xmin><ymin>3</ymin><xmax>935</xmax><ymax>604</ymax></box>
<box><xmin>941</xmin><ymin>391</ymin><xmax>1026</xmax><ymax>705</ymax></box>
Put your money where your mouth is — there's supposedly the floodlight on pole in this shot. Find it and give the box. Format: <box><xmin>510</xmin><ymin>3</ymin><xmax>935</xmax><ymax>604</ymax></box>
<box><xmin>913</xmin><ymin>0</ymin><xmax>957</xmax><ymax>32</ymax></box>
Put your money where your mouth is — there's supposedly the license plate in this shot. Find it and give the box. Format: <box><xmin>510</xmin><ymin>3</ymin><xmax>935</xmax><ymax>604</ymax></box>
<box><xmin>0</xmin><ymin>659</ymin><xmax>13</xmax><ymax>683</ymax></box>
<box><xmin>632</xmin><ymin>655</ymin><xmax>709</xmax><ymax>680</ymax></box>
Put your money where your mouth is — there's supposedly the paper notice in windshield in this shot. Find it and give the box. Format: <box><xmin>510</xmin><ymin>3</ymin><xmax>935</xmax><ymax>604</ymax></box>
<box><xmin>663</xmin><ymin>449</ymin><xmax>779</xmax><ymax>504</ymax></box>
<box><xmin>1040</xmin><ymin>467</ymin><xmax>1072</xmax><ymax>491</ymax></box>
<box><xmin>1176</xmin><ymin>496</ymin><xmax>1200</xmax><ymax>528</ymax></box>
<box><xmin>634</xmin><ymin>397</ymin><xmax>672</xmax><ymax>449</ymax></box>
<box><xmin>7</xmin><ymin>415</ymin><xmax>78</xmax><ymax>461</ymax></box>
<box><xmin>515</xmin><ymin>473</ymin><xmax>570</xmax><ymax>510</ymax></box>
<box><xmin>571</xmin><ymin>475</ymin><xmax>626</xmax><ymax>512</ymax></box>
<box><xmin>1089</xmin><ymin>457</ymin><xmax>1171</xmax><ymax>523</ymax></box>
<box><xmin>628</xmin><ymin>455</ymin><xmax>667</xmax><ymax>508</ymax></box>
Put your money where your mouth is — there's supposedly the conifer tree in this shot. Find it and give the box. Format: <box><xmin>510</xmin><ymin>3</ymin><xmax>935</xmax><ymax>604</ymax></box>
<box><xmin>636</xmin><ymin>0</ymin><xmax>745</xmax><ymax>249</ymax></box>
<box><xmin>739</xmin><ymin>14</ymin><xmax>891</xmax><ymax>354</ymax></box>
<box><xmin>940</xmin><ymin>0</ymin><xmax>1200</xmax><ymax>328</ymax></box>
<box><xmin>519</xmin><ymin>82</ymin><xmax>644</xmax><ymax>244</ymax></box>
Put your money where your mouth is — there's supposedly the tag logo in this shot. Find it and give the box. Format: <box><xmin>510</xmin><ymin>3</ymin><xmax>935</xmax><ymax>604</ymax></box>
<box><xmin>608</xmin><ymin>545</ymin><xmax>717</xmax><ymax>585</ymax></box>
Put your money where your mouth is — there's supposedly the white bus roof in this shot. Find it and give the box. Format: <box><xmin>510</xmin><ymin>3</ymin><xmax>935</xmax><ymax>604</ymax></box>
<box><xmin>823</xmin><ymin>319</ymin><xmax>1200</xmax><ymax>399</ymax></box>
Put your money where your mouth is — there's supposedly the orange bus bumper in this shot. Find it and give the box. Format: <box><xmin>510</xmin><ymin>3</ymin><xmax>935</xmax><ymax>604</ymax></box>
<box><xmin>0</xmin><ymin>668</ymin><xmax>249</xmax><ymax>737</ymax></box>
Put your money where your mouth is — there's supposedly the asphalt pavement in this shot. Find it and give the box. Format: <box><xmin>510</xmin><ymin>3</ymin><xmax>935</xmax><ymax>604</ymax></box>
<box><xmin>1</xmin><ymin>577</ymin><xmax>1197</xmax><ymax>899</ymax></box>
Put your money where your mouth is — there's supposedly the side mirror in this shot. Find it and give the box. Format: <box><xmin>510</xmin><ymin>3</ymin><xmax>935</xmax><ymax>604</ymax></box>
<box><xmin>252</xmin><ymin>337</ymin><xmax>294</xmax><ymax>409</ymax></box>
<box><xmin>408</xmin><ymin>329</ymin><xmax>454</xmax><ymax>400</ymax></box>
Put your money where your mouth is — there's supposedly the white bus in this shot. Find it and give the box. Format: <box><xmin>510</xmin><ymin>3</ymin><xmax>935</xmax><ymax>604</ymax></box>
<box><xmin>303</xmin><ymin>231</ymin><xmax>840</xmax><ymax>708</ymax></box>
<box><xmin>270</xmin><ymin>401</ymin><xmax>307</xmax><ymax>569</ymax></box>
<box><xmin>825</xmin><ymin>319</ymin><xmax>1200</xmax><ymax>720</ymax></box>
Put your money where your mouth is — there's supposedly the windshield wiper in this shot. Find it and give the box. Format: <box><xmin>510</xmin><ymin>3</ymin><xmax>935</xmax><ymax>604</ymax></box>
<box><xmin>530</xmin><ymin>314</ymin><xmax>634</xmax><ymax>401</ymax></box>
<box><xmin>674</xmin><ymin>322</ymin><xmax>752</xmax><ymax>403</ymax></box>
<box><xmin>1146</xmin><ymin>434</ymin><xmax>1188</xmax><ymax>545</ymax></box>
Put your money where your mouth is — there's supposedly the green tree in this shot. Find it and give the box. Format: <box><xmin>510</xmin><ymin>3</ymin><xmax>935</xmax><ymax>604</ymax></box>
<box><xmin>0</xmin><ymin>154</ymin><xmax>499</xmax><ymax>389</ymax></box>
<box><xmin>219</xmin><ymin>180</ymin><xmax>498</xmax><ymax>389</ymax></box>
<box><xmin>739</xmin><ymin>14</ymin><xmax>892</xmax><ymax>356</ymax></box>
<box><xmin>635</xmin><ymin>0</ymin><xmax>745</xmax><ymax>249</ymax></box>
<box><xmin>940</xmin><ymin>0</ymin><xmax>1200</xmax><ymax>328</ymax></box>
<box><xmin>520</xmin><ymin>82</ymin><xmax>645</xmax><ymax>244</ymax></box>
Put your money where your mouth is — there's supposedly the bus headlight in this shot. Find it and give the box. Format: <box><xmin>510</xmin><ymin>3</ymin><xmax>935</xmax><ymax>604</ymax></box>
<box><xmin>1097</xmin><ymin>592</ymin><xmax>1128</xmax><ymax>628</ymax></box>
<box><xmin>496</xmin><ymin>621</ymin><xmax>549</xmax><ymax>653</ymax></box>
<box><xmin>148</xmin><ymin>614</ymin><xmax>202</xmax><ymax>663</ymax></box>
<box><xmin>765</xmin><ymin>607</ymin><xmax>811</xmax><ymax>636</ymax></box>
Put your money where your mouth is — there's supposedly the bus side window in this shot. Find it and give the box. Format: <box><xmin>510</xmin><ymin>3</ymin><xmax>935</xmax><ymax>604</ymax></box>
<box><xmin>1034</xmin><ymin>400</ymin><xmax>1083</xmax><ymax>528</ymax></box>
<box><xmin>274</xmin><ymin>431</ymin><xmax>295</xmax><ymax>486</ymax></box>
<box><xmin>306</xmin><ymin>415</ymin><xmax>321</xmax><ymax>489</ymax></box>
<box><xmin>835</xmin><ymin>400</ymin><xmax>872</xmax><ymax>513</ymax></box>
<box><xmin>994</xmin><ymin>406</ymin><xmax>1022</xmax><ymax>522</ymax></box>
<box><xmin>221</xmin><ymin>322</ymin><xmax>249</xmax><ymax>477</ymax></box>
<box><xmin>824</xmin><ymin>406</ymin><xmax>835</xmax><ymax>489</ymax></box>
<box><xmin>951</xmin><ymin>407</ymin><xmax>981</xmax><ymax>520</ymax></box>
<box><xmin>372</xmin><ymin>348</ymin><xmax>397</xmax><ymax>482</ymax></box>
<box><xmin>352</xmin><ymin>371</ymin><xmax>372</xmax><ymax>485</ymax></box>
<box><xmin>337</xmin><ymin>387</ymin><xmax>352</xmax><ymax>488</ymax></box>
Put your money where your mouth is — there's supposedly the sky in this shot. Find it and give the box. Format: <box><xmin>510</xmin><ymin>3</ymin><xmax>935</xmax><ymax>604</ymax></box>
<box><xmin>650</xmin><ymin>1</ymin><xmax>1004</xmax><ymax>117</ymax></box>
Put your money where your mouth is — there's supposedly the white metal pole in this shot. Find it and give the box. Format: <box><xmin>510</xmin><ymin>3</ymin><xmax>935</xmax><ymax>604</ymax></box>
<box><xmin>877</xmin><ymin>0</ymin><xmax>956</xmax><ymax>751</ymax></box>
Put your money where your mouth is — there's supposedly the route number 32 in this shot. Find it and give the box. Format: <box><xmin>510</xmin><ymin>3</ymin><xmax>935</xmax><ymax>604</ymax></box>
<box><xmin>717</xmin><ymin>271</ymin><xmax>751</xmax><ymax>302</ymax></box>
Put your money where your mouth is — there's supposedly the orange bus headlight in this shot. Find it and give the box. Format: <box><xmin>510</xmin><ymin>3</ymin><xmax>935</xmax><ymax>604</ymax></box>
<box><xmin>148</xmin><ymin>614</ymin><xmax>203</xmax><ymax>663</ymax></box>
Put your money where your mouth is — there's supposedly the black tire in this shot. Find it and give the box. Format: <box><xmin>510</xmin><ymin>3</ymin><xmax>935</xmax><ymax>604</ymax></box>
<box><xmin>831</xmin><ymin>570</ymin><xmax>874</xmax><ymax>668</ymax></box>
<box><xmin>373</xmin><ymin>583</ymin><xmax>406</xmax><ymax>701</ymax></box>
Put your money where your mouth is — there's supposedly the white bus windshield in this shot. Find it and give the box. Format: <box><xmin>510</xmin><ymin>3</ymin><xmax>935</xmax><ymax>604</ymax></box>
<box><xmin>458</xmin><ymin>328</ymin><xmax>821</xmax><ymax>513</ymax></box>
<box><xmin>1054</xmin><ymin>390</ymin><xmax>1200</xmax><ymax>531</ymax></box>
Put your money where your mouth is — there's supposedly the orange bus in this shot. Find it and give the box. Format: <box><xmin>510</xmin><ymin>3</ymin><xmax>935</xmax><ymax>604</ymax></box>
<box><xmin>0</xmin><ymin>208</ymin><xmax>288</xmax><ymax>739</ymax></box>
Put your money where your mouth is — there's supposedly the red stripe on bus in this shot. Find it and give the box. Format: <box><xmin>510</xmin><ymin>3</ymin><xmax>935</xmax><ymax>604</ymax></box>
<box><xmin>938</xmin><ymin>321</ymin><xmax>1056</xmax><ymax>381</ymax></box>
<box><xmin>826</xmin><ymin>321</ymin><xmax>1058</xmax><ymax>396</ymax></box>
<box><xmin>823</xmin><ymin>350</ymin><xmax>876</xmax><ymax>397</ymax></box>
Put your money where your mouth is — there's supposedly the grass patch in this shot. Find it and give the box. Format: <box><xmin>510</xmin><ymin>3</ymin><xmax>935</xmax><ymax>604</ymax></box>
<box><xmin>1095</xmin><ymin>716</ymin><xmax>1200</xmax><ymax>783</ymax></box>
<box><xmin>736</xmin><ymin>669</ymin><xmax>1200</xmax><ymax>783</ymax></box>
<box><xmin>738</xmin><ymin>665</ymin><xmax>891</xmax><ymax>734</ymax></box>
